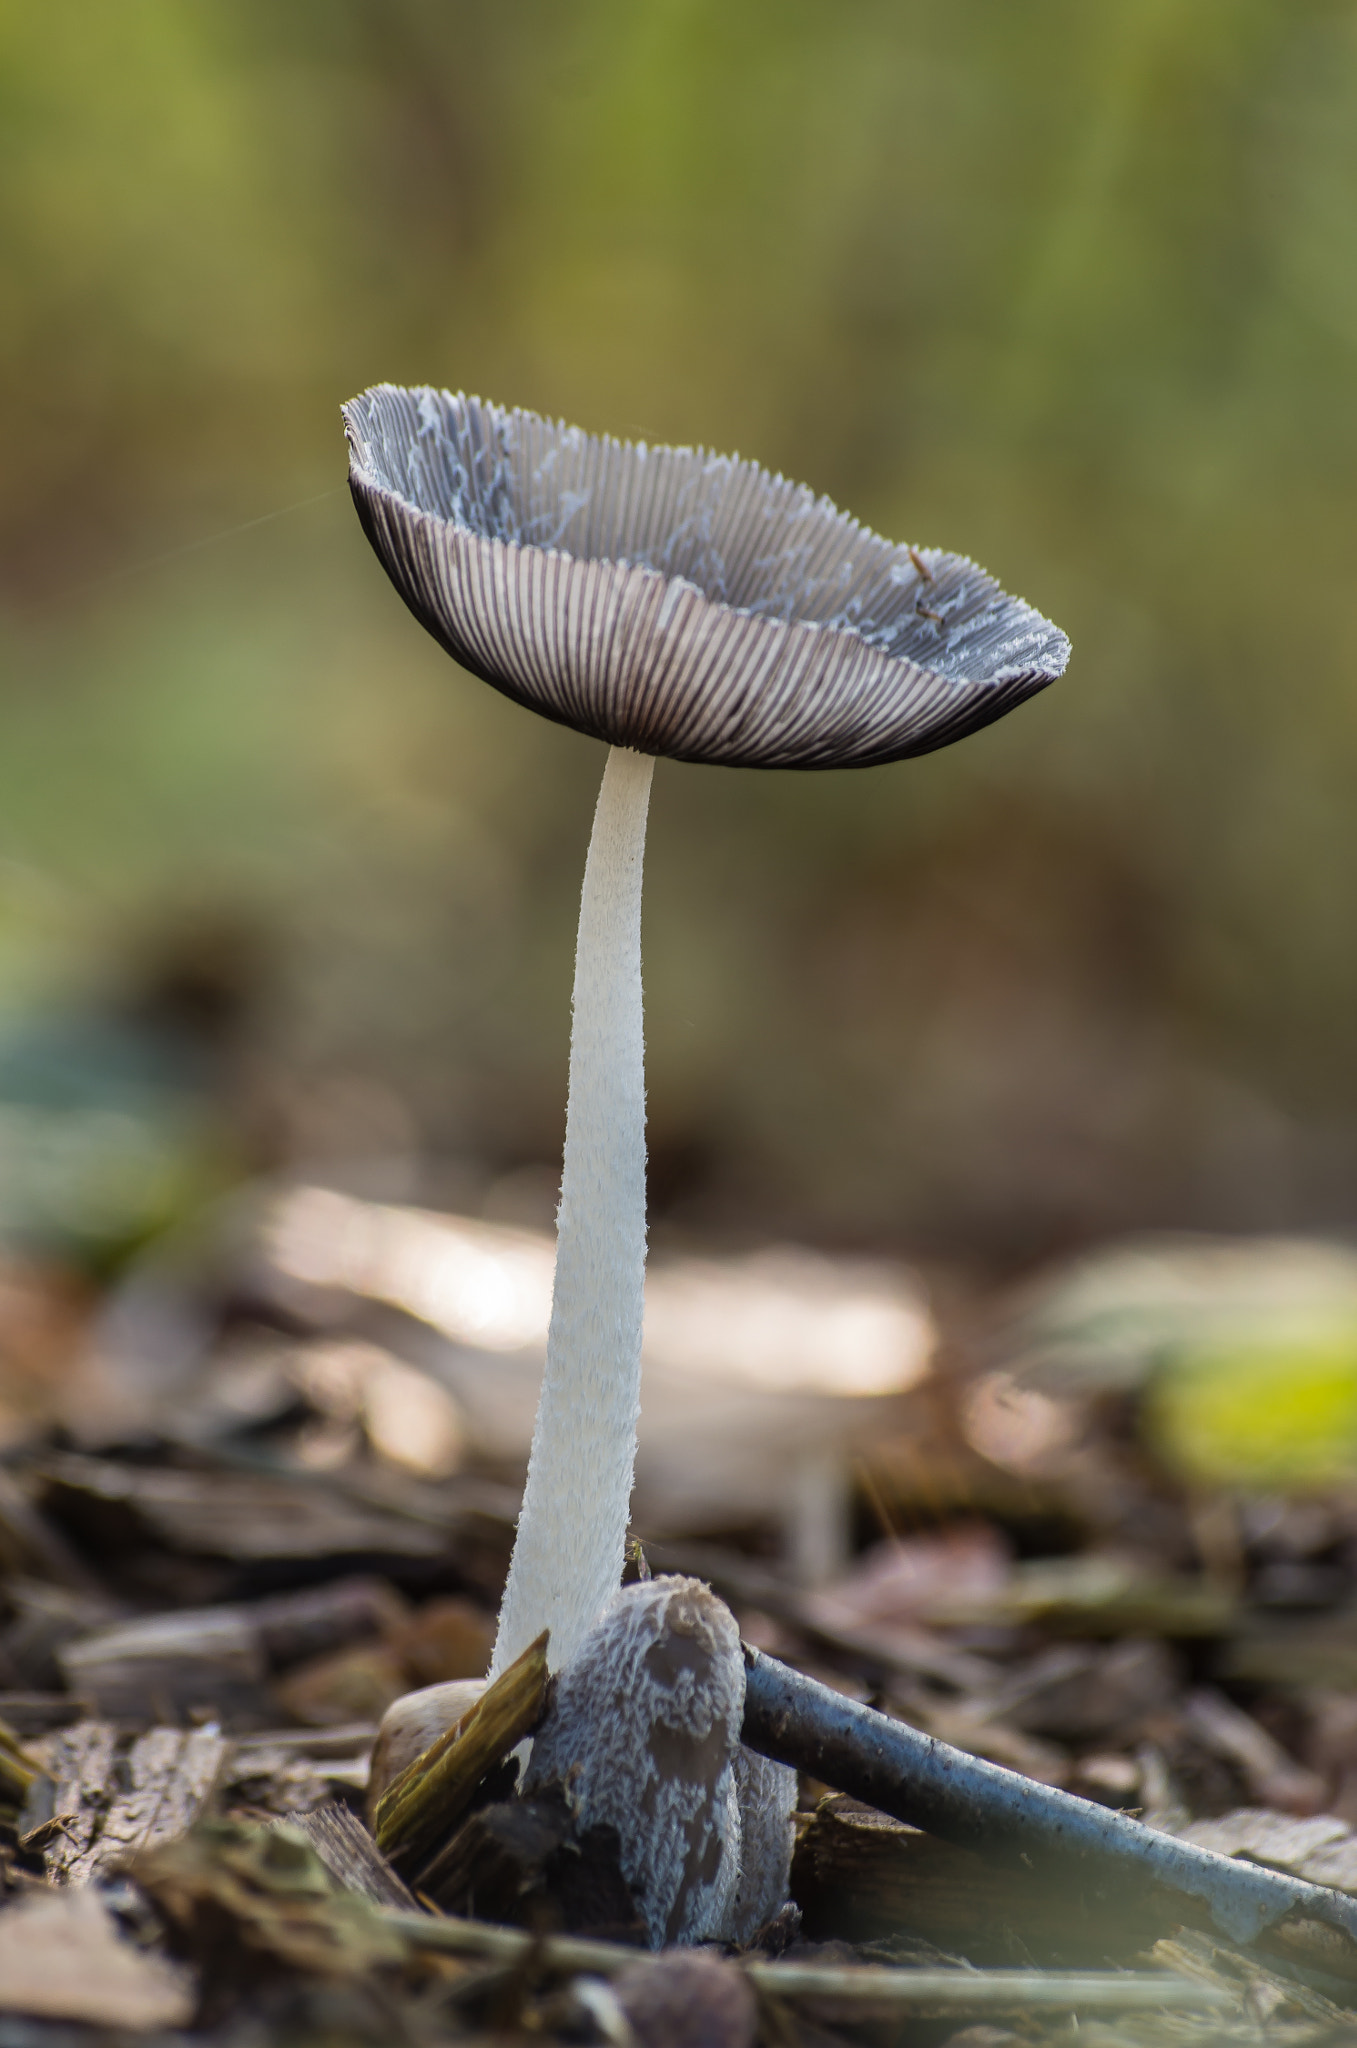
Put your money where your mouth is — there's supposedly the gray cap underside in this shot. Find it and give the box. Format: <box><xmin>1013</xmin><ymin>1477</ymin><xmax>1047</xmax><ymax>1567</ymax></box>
<box><xmin>344</xmin><ymin>385</ymin><xmax>1070</xmax><ymax>770</ymax></box>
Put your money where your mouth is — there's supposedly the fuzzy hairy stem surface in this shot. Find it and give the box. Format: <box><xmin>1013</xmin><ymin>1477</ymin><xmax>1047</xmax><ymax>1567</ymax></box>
<box><xmin>490</xmin><ymin>746</ymin><xmax>655</xmax><ymax>1678</ymax></box>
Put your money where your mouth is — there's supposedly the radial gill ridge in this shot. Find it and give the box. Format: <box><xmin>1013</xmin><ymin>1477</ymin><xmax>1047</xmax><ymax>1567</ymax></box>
<box><xmin>344</xmin><ymin>385</ymin><xmax>1070</xmax><ymax>769</ymax></box>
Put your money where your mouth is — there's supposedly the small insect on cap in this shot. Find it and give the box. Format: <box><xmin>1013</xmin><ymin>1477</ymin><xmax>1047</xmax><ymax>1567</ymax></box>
<box><xmin>343</xmin><ymin>386</ymin><xmax>1070</xmax><ymax>771</ymax></box>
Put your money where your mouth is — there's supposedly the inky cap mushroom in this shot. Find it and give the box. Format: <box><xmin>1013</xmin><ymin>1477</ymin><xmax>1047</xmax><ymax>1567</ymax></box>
<box><xmin>343</xmin><ymin>385</ymin><xmax>1070</xmax><ymax>1689</ymax></box>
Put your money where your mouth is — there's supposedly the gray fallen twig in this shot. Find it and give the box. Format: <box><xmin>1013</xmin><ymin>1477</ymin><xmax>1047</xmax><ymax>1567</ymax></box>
<box><xmin>741</xmin><ymin>1644</ymin><xmax>1357</xmax><ymax>1960</ymax></box>
<box><xmin>381</xmin><ymin>1908</ymin><xmax>1226</xmax><ymax>2010</ymax></box>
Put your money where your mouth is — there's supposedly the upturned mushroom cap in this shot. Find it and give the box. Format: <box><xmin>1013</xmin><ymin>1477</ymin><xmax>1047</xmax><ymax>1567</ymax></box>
<box><xmin>344</xmin><ymin>386</ymin><xmax>1069</xmax><ymax>770</ymax></box>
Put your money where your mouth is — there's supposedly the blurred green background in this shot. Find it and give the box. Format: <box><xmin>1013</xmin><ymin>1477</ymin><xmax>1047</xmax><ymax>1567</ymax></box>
<box><xmin>2</xmin><ymin>0</ymin><xmax>1356</xmax><ymax>1269</ymax></box>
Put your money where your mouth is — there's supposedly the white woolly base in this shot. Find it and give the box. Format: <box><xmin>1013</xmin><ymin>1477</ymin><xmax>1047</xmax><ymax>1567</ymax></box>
<box><xmin>490</xmin><ymin>746</ymin><xmax>655</xmax><ymax>1679</ymax></box>
<box><xmin>525</xmin><ymin>1578</ymin><xmax>744</xmax><ymax>1948</ymax></box>
<box><xmin>730</xmin><ymin>1747</ymin><xmax>798</xmax><ymax>1942</ymax></box>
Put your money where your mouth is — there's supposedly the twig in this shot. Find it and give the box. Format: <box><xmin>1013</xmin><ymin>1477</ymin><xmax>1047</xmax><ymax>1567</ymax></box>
<box><xmin>741</xmin><ymin>1644</ymin><xmax>1357</xmax><ymax>1961</ymax></box>
<box><xmin>379</xmin><ymin>1909</ymin><xmax>1228</xmax><ymax>2010</ymax></box>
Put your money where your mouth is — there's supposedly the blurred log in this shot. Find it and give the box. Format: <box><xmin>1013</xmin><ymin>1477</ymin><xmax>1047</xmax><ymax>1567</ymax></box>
<box><xmin>0</xmin><ymin>1466</ymin><xmax>97</xmax><ymax>1589</ymax></box>
<box><xmin>60</xmin><ymin>1610</ymin><xmax>268</xmax><ymax>1725</ymax></box>
<box><xmin>217</xmin><ymin>1726</ymin><xmax>374</xmax><ymax>1818</ymax></box>
<box><xmin>35</xmin><ymin>1452</ymin><xmax>447</xmax><ymax>1567</ymax></box>
<box><xmin>1222</xmin><ymin>1612</ymin><xmax>1357</xmax><ymax>1692</ymax></box>
<box><xmin>792</xmin><ymin>1796</ymin><xmax>1173</xmax><ymax>1963</ymax></box>
<box><xmin>0</xmin><ymin>1578</ymin><xmax>122</xmax><ymax>1690</ymax></box>
<box><xmin>252</xmin><ymin>1579</ymin><xmax>409</xmax><ymax>1664</ymax></box>
<box><xmin>58</xmin><ymin>1576</ymin><xmax>408</xmax><ymax>1724</ymax></box>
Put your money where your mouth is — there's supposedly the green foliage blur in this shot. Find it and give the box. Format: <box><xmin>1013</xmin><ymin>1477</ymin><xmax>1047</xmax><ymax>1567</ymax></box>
<box><xmin>2</xmin><ymin>0</ymin><xmax>1356</xmax><ymax>1262</ymax></box>
<box><xmin>1149</xmin><ymin>1332</ymin><xmax>1357</xmax><ymax>1490</ymax></box>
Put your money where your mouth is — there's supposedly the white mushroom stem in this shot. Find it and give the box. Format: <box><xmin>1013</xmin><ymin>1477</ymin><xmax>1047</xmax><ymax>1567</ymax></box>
<box><xmin>489</xmin><ymin>745</ymin><xmax>655</xmax><ymax>1679</ymax></box>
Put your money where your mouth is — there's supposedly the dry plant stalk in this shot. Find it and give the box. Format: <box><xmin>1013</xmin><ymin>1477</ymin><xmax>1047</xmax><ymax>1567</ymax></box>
<box><xmin>372</xmin><ymin>1630</ymin><xmax>548</xmax><ymax>1871</ymax></box>
<box><xmin>379</xmin><ymin>1908</ymin><xmax>1230</xmax><ymax>2012</ymax></box>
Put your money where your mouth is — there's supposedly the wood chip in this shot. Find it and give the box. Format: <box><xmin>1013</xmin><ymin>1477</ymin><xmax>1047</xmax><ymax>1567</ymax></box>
<box><xmin>61</xmin><ymin>1578</ymin><xmax>409</xmax><ymax>1723</ymax></box>
<box><xmin>60</xmin><ymin>1608</ymin><xmax>269</xmax><ymax>1723</ymax></box>
<box><xmin>1180</xmin><ymin>1807</ymin><xmax>1357</xmax><ymax>1893</ymax></box>
<box><xmin>40</xmin><ymin>1716</ymin><xmax>118</xmax><ymax>1882</ymax></box>
<box><xmin>79</xmin><ymin>1725</ymin><xmax>228</xmax><ymax>1881</ymax></box>
<box><xmin>134</xmin><ymin>1818</ymin><xmax>411</xmax><ymax>1982</ymax></box>
<box><xmin>1182</xmin><ymin>1687</ymin><xmax>1328</xmax><ymax>1813</ymax></box>
<box><xmin>0</xmin><ymin>1886</ymin><xmax>194</xmax><ymax>2029</ymax></box>
<box><xmin>37</xmin><ymin>1720</ymin><xmax>225</xmax><ymax>1884</ymax></box>
<box><xmin>285</xmin><ymin>1801</ymin><xmax>419</xmax><ymax>1909</ymax></box>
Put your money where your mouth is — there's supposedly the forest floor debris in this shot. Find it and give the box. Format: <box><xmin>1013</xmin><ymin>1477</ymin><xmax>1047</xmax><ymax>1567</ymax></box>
<box><xmin>2</xmin><ymin>1222</ymin><xmax>1357</xmax><ymax>2040</ymax></box>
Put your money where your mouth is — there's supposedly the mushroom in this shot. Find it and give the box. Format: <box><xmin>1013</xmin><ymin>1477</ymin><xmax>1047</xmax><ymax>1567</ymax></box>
<box><xmin>345</xmin><ymin>385</ymin><xmax>1067</xmax><ymax>1667</ymax></box>
<box><xmin>344</xmin><ymin>385</ymin><xmax>1068</xmax><ymax>1925</ymax></box>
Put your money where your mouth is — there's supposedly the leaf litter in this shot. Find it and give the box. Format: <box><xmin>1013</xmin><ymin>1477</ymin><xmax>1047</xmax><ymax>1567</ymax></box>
<box><xmin>1</xmin><ymin>1208</ymin><xmax>1357</xmax><ymax>2041</ymax></box>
